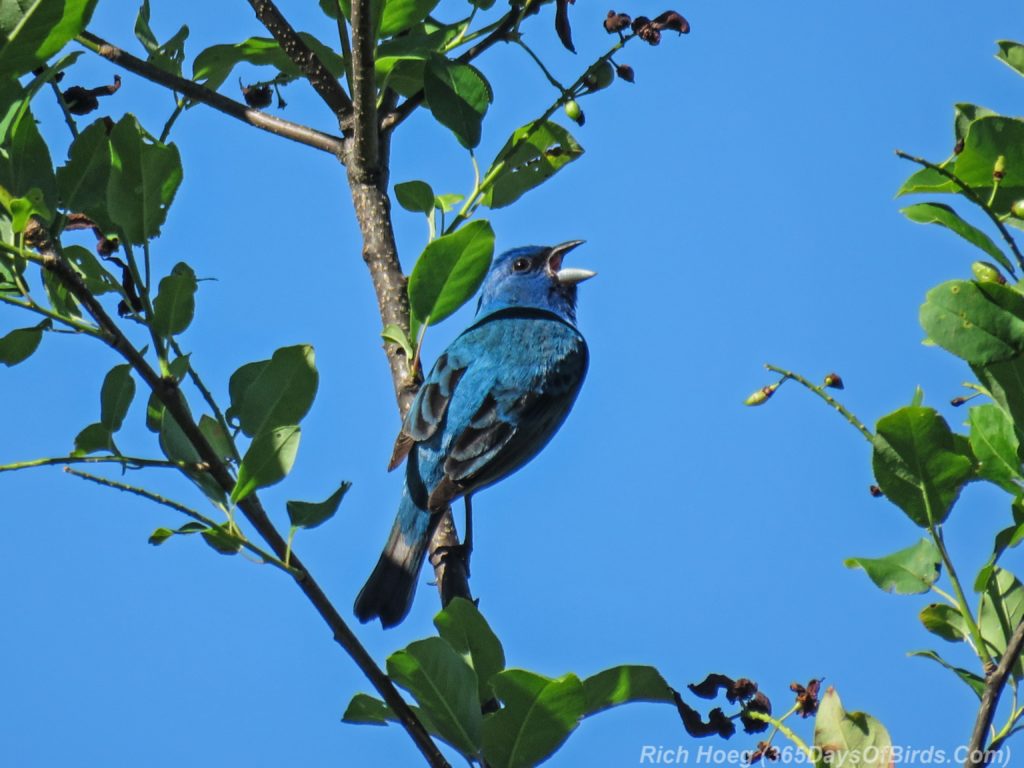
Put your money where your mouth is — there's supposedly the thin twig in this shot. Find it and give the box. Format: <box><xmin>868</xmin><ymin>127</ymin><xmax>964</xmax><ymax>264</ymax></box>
<box><xmin>895</xmin><ymin>149</ymin><xmax>1024</xmax><ymax>274</ymax></box>
<box><xmin>0</xmin><ymin>455</ymin><xmax>182</xmax><ymax>473</ymax></box>
<box><xmin>76</xmin><ymin>32</ymin><xmax>346</xmax><ymax>157</ymax></box>
<box><xmin>169</xmin><ymin>338</ymin><xmax>241</xmax><ymax>463</ymax></box>
<box><xmin>245</xmin><ymin>0</ymin><xmax>353</xmax><ymax>123</ymax></box>
<box><xmin>965</xmin><ymin>620</ymin><xmax>1024</xmax><ymax>767</ymax></box>
<box><xmin>62</xmin><ymin>467</ymin><xmax>301</xmax><ymax>576</ymax></box>
<box><xmin>48</xmin><ymin>81</ymin><xmax>79</xmax><ymax>138</ymax></box>
<box><xmin>764</xmin><ymin>364</ymin><xmax>873</xmax><ymax>442</ymax></box>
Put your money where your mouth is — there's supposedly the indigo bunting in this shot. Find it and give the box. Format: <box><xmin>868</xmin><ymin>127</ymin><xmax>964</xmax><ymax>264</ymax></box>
<box><xmin>355</xmin><ymin>241</ymin><xmax>595</xmax><ymax>627</ymax></box>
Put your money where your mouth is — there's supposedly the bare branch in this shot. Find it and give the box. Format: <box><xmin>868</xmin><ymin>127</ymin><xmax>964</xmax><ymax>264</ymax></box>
<box><xmin>964</xmin><ymin>621</ymin><xmax>1024</xmax><ymax>767</ymax></box>
<box><xmin>245</xmin><ymin>0</ymin><xmax>354</xmax><ymax>123</ymax></box>
<box><xmin>33</xmin><ymin>240</ymin><xmax>450</xmax><ymax>768</ymax></box>
<box><xmin>77</xmin><ymin>32</ymin><xmax>346</xmax><ymax>157</ymax></box>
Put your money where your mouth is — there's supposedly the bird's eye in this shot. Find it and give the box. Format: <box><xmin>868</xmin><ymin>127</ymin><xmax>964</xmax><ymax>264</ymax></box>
<box><xmin>512</xmin><ymin>258</ymin><xmax>531</xmax><ymax>273</ymax></box>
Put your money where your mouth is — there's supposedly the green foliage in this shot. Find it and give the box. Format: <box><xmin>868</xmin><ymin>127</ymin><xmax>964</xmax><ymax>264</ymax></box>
<box><xmin>871</xmin><ymin>406</ymin><xmax>973</xmax><ymax>528</ymax></box>
<box><xmin>0</xmin><ymin>320</ymin><xmax>47</xmax><ymax>365</ymax></box>
<box><xmin>423</xmin><ymin>55</ymin><xmax>492</xmax><ymax>149</ymax></box>
<box><xmin>481</xmin><ymin>121</ymin><xmax>584</xmax><ymax>209</ymax></box>
<box><xmin>900</xmin><ymin>202</ymin><xmax>1010</xmax><ymax>271</ymax></box>
<box><xmin>812</xmin><ymin>688</ymin><xmax>892</xmax><ymax>768</ymax></box>
<box><xmin>151</xmin><ymin>262</ymin><xmax>197</xmax><ymax>337</ymax></box>
<box><xmin>844</xmin><ymin>538</ymin><xmax>941</xmax><ymax>595</ymax></box>
<box><xmin>408</xmin><ymin>220</ymin><xmax>494</xmax><ymax>331</ymax></box>
<box><xmin>920</xmin><ymin>280</ymin><xmax>1024</xmax><ymax>365</ymax></box>
<box><xmin>0</xmin><ymin>0</ymin><xmax>97</xmax><ymax>76</ymax></box>
<box><xmin>287</xmin><ymin>481</ymin><xmax>351</xmax><ymax>529</ymax></box>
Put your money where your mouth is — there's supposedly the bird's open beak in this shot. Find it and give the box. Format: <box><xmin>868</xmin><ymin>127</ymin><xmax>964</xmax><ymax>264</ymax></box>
<box><xmin>547</xmin><ymin>240</ymin><xmax>596</xmax><ymax>286</ymax></box>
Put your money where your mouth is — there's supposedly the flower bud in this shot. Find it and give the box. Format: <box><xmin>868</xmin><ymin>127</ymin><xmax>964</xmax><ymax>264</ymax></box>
<box><xmin>615</xmin><ymin>63</ymin><xmax>635</xmax><ymax>83</ymax></box>
<box><xmin>1011</xmin><ymin>199</ymin><xmax>1024</xmax><ymax>218</ymax></box>
<box><xmin>950</xmin><ymin>396</ymin><xmax>968</xmax><ymax>407</ymax></box>
<box><xmin>823</xmin><ymin>372</ymin><xmax>844</xmax><ymax>390</ymax></box>
<box><xmin>564</xmin><ymin>99</ymin><xmax>585</xmax><ymax>125</ymax></box>
<box><xmin>972</xmin><ymin>260</ymin><xmax>1007</xmax><ymax>284</ymax></box>
<box><xmin>744</xmin><ymin>383</ymin><xmax>779</xmax><ymax>406</ymax></box>
<box><xmin>869</xmin><ymin>485</ymin><xmax>883</xmax><ymax>498</ymax></box>
<box><xmin>994</xmin><ymin>155</ymin><xmax>1007</xmax><ymax>181</ymax></box>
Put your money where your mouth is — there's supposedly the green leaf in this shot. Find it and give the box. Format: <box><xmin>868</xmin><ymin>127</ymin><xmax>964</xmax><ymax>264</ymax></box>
<box><xmin>434</xmin><ymin>598</ymin><xmax>506</xmax><ymax>703</ymax></box>
<box><xmin>974</xmin><ymin>353</ymin><xmax>1024</xmax><ymax>429</ymax></box>
<box><xmin>57</xmin><ymin>119</ymin><xmax>114</xmax><ymax>230</ymax></box>
<box><xmin>954</xmin><ymin>116</ymin><xmax>1024</xmax><ymax>213</ymax></box>
<box><xmin>423</xmin><ymin>55</ymin><xmax>491</xmax><ymax>149</ymax></box>
<box><xmin>434</xmin><ymin>192</ymin><xmax>464</xmax><ymax>212</ymax></box>
<box><xmin>581</xmin><ymin>665</ymin><xmax>674</xmax><ymax>717</ymax></box>
<box><xmin>871</xmin><ymin>406</ymin><xmax>973</xmax><ymax>527</ymax></box>
<box><xmin>100</xmin><ymin>363</ymin><xmax>135</xmax><ymax>432</ymax></box>
<box><xmin>42</xmin><ymin>267</ymin><xmax>79</xmax><ymax>319</ymax></box>
<box><xmin>956</xmin><ymin>103</ymin><xmax>998</xmax><ymax>145</ymax></box>
<box><xmin>198</xmin><ymin>414</ymin><xmax>233</xmax><ymax>461</ymax></box>
<box><xmin>900</xmin><ymin>202</ymin><xmax>1012</xmax><ymax>273</ymax></box>
<box><xmin>482</xmin><ymin>669</ymin><xmax>585</xmax><ymax>768</ymax></box>
<box><xmin>159</xmin><ymin>409</ymin><xmax>228</xmax><ymax>508</ymax></box>
<box><xmin>387</xmin><ymin>636</ymin><xmax>482</xmax><ymax>756</ymax></box>
<box><xmin>286</xmin><ymin>481</ymin><xmax>351</xmax><ymax>529</ymax></box>
<box><xmin>997</xmin><ymin>41</ymin><xmax>1024</xmax><ymax>78</ymax></box>
<box><xmin>812</xmin><ymin>688</ymin><xmax>892</xmax><ymax>768</ymax></box>
<box><xmin>201</xmin><ymin>523</ymin><xmax>242</xmax><ymax>555</ymax></box>
<box><xmin>921</xmin><ymin>280</ymin><xmax>1024</xmax><ymax>365</ymax></box>
<box><xmin>0</xmin><ymin>104</ymin><xmax>56</xmax><ymax>215</ymax></box>
<box><xmin>408</xmin><ymin>219</ymin><xmax>494</xmax><ymax>327</ymax></box>
<box><xmin>908</xmin><ymin>650</ymin><xmax>985</xmax><ymax>699</ymax></box>
<box><xmin>234</xmin><ymin>345</ymin><xmax>318</xmax><ymax>438</ymax></box>
<box><xmin>480</xmin><ymin>121</ymin><xmax>584</xmax><ymax>209</ymax></box>
<box><xmin>231</xmin><ymin>424</ymin><xmax>301</xmax><ymax>503</ymax></box>
<box><xmin>380</xmin><ymin>0</ymin><xmax>440</xmax><ymax>38</ymax></box>
<box><xmin>395</xmin><ymin>179</ymin><xmax>435</xmax><ymax>214</ymax></box>
<box><xmin>843</xmin><ymin>538</ymin><xmax>941</xmax><ymax>595</ymax></box>
<box><xmin>342</xmin><ymin>692</ymin><xmax>392</xmax><ymax>725</ymax></box>
<box><xmin>134</xmin><ymin>0</ymin><xmax>188</xmax><ymax>76</ymax></box>
<box><xmin>919</xmin><ymin>603</ymin><xmax>970</xmax><ymax>643</ymax></box>
<box><xmin>980</xmin><ymin>567</ymin><xmax>1024</xmax><ymax>676</ymax></box>
<box><xmin>72</xmin><ymin>421</ymin><xmax>114</xmax><ymax>456</ymax></box>
<box><xmin>193</xmin><ymin>34</ymin><xmax>345</xmax><ymax>93</ymax></box>
<box><xmin>106</xmin><ymin>114</ymin><xmax>183</xmax><ymax>244</ymax></box>
<box><xmin>0</xmin><ymin>0</ymin><xmax>98</xmax><ymax>76</ymax></box>
<box><xmin>896</xmin><ymin>165</ymin><xmax>956</xmax><ymax>198</ymax></box>
<box><xmin>226</xmin><ymin>359</ymin><xmax>269</xmax><ymax>426</ymax></box>
<box><xmin>152</xmin><ymin>262</ymin><xmax>197</xmax><ymax>337</ymax></box>
<box><xmin>381</xmin><ymin>323</ymin><xmax>415</xmax><ymax>359</ymax></box>
<box><xmin>0</xmin><ymin>321</ymin><xmax>45</xmax><ymax>365</ymax></box>
<box><xmin>65</xmin><ymin>244</ymin><xmax>118</xmax><ymax>295</ymax></box>
<box><xmin>148</xmin><ymin>521</ymin><xmax>205</xmax><ymax>545</ymax></box>
<box><xmin>145</xmin><ymin>355</ymin><xmax>189</xmax><ymax>432</ymax></box>
<box><xmin>969</xmin><ymin>403</ymin><xmax>1022</xmax><ymax>490</ymax></box>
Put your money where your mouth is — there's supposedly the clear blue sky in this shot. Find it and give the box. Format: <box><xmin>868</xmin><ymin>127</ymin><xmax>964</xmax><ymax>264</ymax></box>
<box><xmin>3</xmin><ymin>1</ymin><xmax>1023</xmax><ymax>765</ymax></box>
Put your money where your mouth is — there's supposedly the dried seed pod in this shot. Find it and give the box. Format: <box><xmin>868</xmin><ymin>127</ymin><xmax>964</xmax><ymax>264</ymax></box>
<box><xmin>652</xmin><ymin>10</ymin><xmax>690</xmax><ymax>33</ymax></box>
<box><xmin>615</xmin><ymin>63</ymin><xmax>635</xmax><ymax>83</ymax></box>
<box><xmin>241</xmin><ymin>81</ymin><xmax>273</xmax><ymax>109</ymax></box>
<box><xmin>604</xmin><ymin>10</ymin><xmax>632</xmax><ymax>33</ymax></box>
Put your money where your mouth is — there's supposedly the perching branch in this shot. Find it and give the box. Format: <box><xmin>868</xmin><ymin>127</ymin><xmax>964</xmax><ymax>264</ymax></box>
<box><xmin>895</xmin><ymin>149</ymin><xmax>1024</xmax><ymax>275</ymax></box>
<box><xmin>76</xmin><ymin>32</ymin><xmax>346</xmax><ymax>157</ymax></box>
<box><xmin>30</xmin><ymin>239</ymin><xmax>450</xmax><ymax>768</ymax></box>
<box><xmin>965</xmin><ymin>620</ymin><xmax>1024</xmax><ymax>767</ymax></box>
<box><xmin>345</xmin><ymin>0</ymin><xmax>473</xmax><ymax>609</ymax></box>
<box><xmin>245</xmin><ymin>0</ymin><xmax>354</xmax><ymax>124</ymax></box>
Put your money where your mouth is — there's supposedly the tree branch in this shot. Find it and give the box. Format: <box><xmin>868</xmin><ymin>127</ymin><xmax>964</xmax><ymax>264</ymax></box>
<box><xmin>245</xmin><ymin>0</ymin><xmax>354</xmax><ymax>124</ymax></box>
<box><xmin>964</xmin><ymin>620</ymin><xmax>1024</xmax><ymax>767</ymax></box>
<box><xmin>33</xmin><ymin>241</ymin><xmax>450</xmax><ymax>768</ymax></box>
<box><xmin>346</xmin><ymin>0</ymin><xmax>473</xmax><ymax>609</ymax></box>
<box><xmin>76</xmin><ymin>31</ymin><xmax>346</xmax><ymax>157</ymax></box>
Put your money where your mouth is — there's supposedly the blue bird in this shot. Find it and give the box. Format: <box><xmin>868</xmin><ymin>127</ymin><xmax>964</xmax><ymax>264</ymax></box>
<box><xmin>354</xmin><ymin>241</ymin><xmax>595</xmax><ymax>627</ymax></box>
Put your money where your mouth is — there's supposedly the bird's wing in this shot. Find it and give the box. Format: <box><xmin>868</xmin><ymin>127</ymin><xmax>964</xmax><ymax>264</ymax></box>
<box><xmin>387</xmin><ymin>348</ymin><xmax>468</xmax><ymax>470</ymax></box>
<box><xmin>427</xmin><ymin>332</ymin><xmax>587</xmax><ymax>509</ymax></box>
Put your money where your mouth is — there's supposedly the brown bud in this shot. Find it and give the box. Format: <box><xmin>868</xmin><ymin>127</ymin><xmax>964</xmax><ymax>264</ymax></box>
<box><xmin>869</xmin><ymin>484</ymin><xmax>883</xmax><ymax>497</ymax></box>
<box><xmin>241</xmin><ymin>81</ymin><xmax>273</xmax><ymax>109</ymax></box>
<box><xmin>791</xmin><ymin>678</ymin><xmax>821</xmax><ymax>717</ymax></box>
<box><xmin>604</xmin><ymin>10</ymin><xmax>632</xmax><ymax>34</ymax></box>
<box><xmin>615</xmin><ymin>63</ymin><xmax>635</xmax><ymax>83</ymax></box>
<box><xmin>652</xmin><ymin>10</ymin><xmax>690</xmax><ymax>33</ymax></box>
<box><xmin>954</xmin><ymin>138</ymin><xmax>965</xmax><ymax>155</ymax></box>
<box><xmin>823</xmin><ymin>372</ymin><xmax>844</xmax><ymax>390</ymax></box>
<box><xmin>639</xmin><ymin>24</ymin><xmax>661</xmax><ymax>45</ymax></box>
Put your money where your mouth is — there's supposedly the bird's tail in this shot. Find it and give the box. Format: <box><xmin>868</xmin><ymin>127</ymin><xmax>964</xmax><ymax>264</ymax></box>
<box><xmin>354</xmin><ymin>495</ymin><xmax>435</xmax><ymax>628</ymax></box>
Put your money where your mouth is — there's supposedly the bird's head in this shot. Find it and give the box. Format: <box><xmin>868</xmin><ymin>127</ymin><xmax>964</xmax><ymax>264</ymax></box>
<box><xmin>475</xmin><ymin>240</ymin><xmax>595</xmax><ymax>325</ymax></box>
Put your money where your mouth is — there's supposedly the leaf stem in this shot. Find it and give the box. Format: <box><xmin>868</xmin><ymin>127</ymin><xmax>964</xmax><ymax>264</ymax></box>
<box><xmin>931</xmin><ymin>525</ymin><xmax>994</xmax><ymax>669</ymax></box>
<box><xmin>743</xmin><ymin>709</ymin><xmax>815</xmax><ymax>761</ymax></box>
<box><xmin>763</xmin><ymin>364</ymin><xmax>873</xmax><ymax>441</ymax></box>
<box><xmin>0</xmin><ymin>292</ymin><xmax>102</xmax><ymax>336</ymax></box>
<box><xmin>0</xmin><ymin>455</ymin><xmax>183</xmax><ymax>473</ymax></box>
